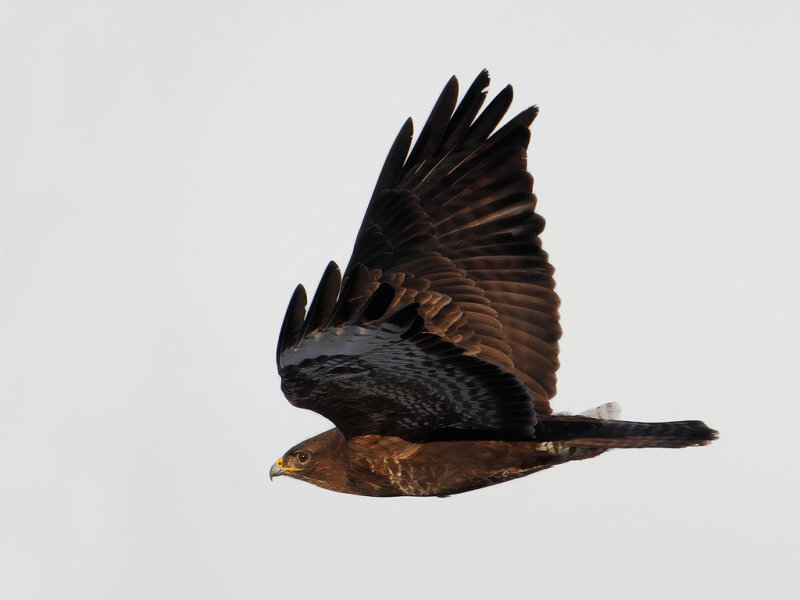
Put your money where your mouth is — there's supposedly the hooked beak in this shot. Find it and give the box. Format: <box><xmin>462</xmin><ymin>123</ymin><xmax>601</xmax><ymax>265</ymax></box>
<box><xmin>269</xmin><ymin>457</ymin><xmax>285</xmax><ymax>481</ymax></box>
<box><xmin>270</xmin><ymin>456</ymin><xmax>301</xmax><ymax>481</ymax></box>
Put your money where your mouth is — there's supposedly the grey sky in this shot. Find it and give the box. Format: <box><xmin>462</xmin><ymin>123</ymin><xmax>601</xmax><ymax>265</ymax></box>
<box><xmin>2</xmin><ymin>1</ymin><xmax>798</xmax><ymax>598</ymax></box>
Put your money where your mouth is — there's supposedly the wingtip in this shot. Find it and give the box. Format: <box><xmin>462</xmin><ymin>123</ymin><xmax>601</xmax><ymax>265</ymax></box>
<box><xmin>300</xmin><ymin>262</ymin><xmax>343</xmax><ymax>338</ymax></box>
<box><xmin>276</xmin><ymin>284</ymin><xmax>308</xmax><ymax>366</ymax></box>
<box><xmin>470</xmin><ymin>69</ymin><xmax>491</xmax><ymax>90</ymax></box>
<box><xmin>293</xmin><ymin>284</ymin><xmax>307</xmax><ymax>306</ymax></box>
<box><xmin>370</xmin><ymin>118</ymin><xmax>414</xmax><ymax>200</ymax></box>
<box><xmin>444</xmin><ymin>74</ymin><xmax>459</xmax><ymax>92</ymax></box>
<box><xmin>464</xmin><ymin>82</ymin><xmax>515</xmax><ymax>143</ymax></box>
<box><xmin>524</xmin><ymin>105</ymin><xmax>540</xmax><ymax>124</ymax></box>
<box><xmin>326</xmin><ymin>260</ymin><xmax>341</xmax><ymax>276</ymax></box>
<box><xmin>469</xmin><ymin>69</ymin><xmax>492</xmax><ymax>91</ymax></box>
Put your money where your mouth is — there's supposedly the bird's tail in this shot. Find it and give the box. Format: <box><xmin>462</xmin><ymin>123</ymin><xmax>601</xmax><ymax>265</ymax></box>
<box><xmin>535</xmin><ymin>415</ymin><xmax>718</xmax><ymax>449</ymax></box>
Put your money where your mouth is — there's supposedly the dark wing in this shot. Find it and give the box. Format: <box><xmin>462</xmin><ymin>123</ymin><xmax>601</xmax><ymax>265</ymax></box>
<box><xmin>344</xmin><ymin>70</ymin><xmax>560</xmax><ymax>414</ymax></box>
<box><xmin>277</xmin><ymin>262</ymin><xmax>536</xmax><ymax>441</ymax></box>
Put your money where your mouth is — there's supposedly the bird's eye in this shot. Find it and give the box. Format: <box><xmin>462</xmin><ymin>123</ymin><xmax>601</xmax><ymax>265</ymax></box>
<box><xmin>295</xmin><ymin>451</ymin><xmax>310</xmax><ymax>464</ymax></box>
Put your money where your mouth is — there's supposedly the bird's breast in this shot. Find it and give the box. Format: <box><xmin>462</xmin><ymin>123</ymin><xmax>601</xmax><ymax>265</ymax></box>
<box><xmin>344</xmin><ymin>435</ymin><xmax>578</xmax><ymax>497</ymax></box>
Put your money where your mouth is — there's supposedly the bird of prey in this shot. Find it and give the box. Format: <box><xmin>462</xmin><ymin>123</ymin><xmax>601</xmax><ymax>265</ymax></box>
<box><xmin>270</xmin><ymin>70</ymin><xmax>717</xmax><ymax>497</ymax></box>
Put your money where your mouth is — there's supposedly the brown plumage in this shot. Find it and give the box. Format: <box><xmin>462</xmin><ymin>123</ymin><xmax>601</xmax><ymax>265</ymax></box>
<box><xmin>270</xmin><ymin>71</ymin><xmax>717</xmax><ymax>497</ymax></box>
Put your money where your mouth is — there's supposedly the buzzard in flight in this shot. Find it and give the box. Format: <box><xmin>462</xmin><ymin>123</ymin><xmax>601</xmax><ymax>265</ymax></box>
<box><xmin>270</xmin><ymin>71</ymin><xmax>716</xmax><ymax>496</ymax></box>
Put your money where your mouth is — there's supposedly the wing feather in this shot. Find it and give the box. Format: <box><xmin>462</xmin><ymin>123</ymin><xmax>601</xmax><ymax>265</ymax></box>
<box><xmin>338</xmin><ymin>74</ymin><xmax>559</xmax><ymax>412</ymax></box>
<box><xmin>279</xmin><ymin>282</ymin><xmax>536</xmax><ymax>441</ymax></box>
<box><xmin>370</xmin><ymin>118</ymin><xmax>413</xmax><ymax>204</ymax></box>
<box><xmin>439</xmin><ymin>69</ymin><xmax>490</xmax><ymax>152</ymax></box>
<box><xmin>463</xmin><ymin>84</ymin><xmax>514</xmax><ymax>145</ymax></box>
<box><xmin>299</xmin><ymin>261</ymin><xmax>341</xmax><ymax>338</ymax></box>
<box><xmin>278</xmin><ymin>71</ymin><xmax>562</xmax><ymax>438</ymax></box>
<box><xmin>276</xmin><ymin>285</ymin><xmax>307</xmax><ymax>363</ymax></box>
<box><xmin>404</xmin><ymin>76</ymin><xmax>459</xmax><ymax>170</ymax></box>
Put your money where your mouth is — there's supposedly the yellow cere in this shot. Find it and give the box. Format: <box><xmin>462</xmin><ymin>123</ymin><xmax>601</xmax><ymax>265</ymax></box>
<box><xmin>275</xmin><ymin>456</ymin><xmax>301</xmax><ymax>473</ymax></box>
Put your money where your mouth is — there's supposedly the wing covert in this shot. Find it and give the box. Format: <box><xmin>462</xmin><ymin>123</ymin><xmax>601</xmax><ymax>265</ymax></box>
<box><xmin>277</xmin><ymin>263</ymin><xmax>537</xmax><ymax>441</ymax></box>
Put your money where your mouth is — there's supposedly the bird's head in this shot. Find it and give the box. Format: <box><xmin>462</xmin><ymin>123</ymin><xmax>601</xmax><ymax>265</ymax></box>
<box><xmin>269</xmin><ymin>428</ymin><xmax>347</xmax><ymax>490</ymax></box>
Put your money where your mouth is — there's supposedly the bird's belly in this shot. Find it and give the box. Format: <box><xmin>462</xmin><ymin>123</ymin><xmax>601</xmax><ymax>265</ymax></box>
<box><xmin>350</xmin><ymin>436</ymin><xmax>595</xmax><ymax>497</ymax></box>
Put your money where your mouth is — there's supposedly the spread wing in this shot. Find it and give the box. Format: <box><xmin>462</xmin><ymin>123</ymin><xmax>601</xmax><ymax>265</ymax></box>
<box><xmin>345</xmin><ymin>70</ymin><xmax>560</xmax><ymax>413</ymax></box>
<box><xmin>277</xmin><ymin>262</ymin><xmax>536</xmax><ymax>441</ymax></box>
<box><xmin>277</xmin><ymin>71</ymin><xmax>560</xmax><ymax>440</ymax></box>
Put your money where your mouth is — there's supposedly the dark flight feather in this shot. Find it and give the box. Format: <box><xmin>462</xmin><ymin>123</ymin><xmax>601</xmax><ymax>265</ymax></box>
<box><xmin>279</xmin><ymin>279</ymin><xmax>536</xmax><ymax>441</ymax></box>
<box><xmin>464</xmin><ymin>84</ymin><xmax>514</xmax><ymax>145</ymax></box>
<box><xmin>370</xmin><ymin>119</ymin><xmax>413</xmax><ymax>203</ymax></box>
<box><xmin>299</xmin><ymin>261</ymin><xmax>341</xmax><ymax>339</ymax></box>
<box><xmin>293</xmin><ymin>72</ymin><xmax>562</xmax><ymax>420</ymax></box>
<box><xmin>439</xmin><ymin>70</ymin><xmax>490</xmax><ymax>152</ymax></box>
<box><xmin>404</xmin><ymin>75</ymin><xmax>459</xmax><ymax>170</ymax></box>
<box><xmin>276</xmin><ymin>284</ymin><xmax>307</xmax><ymax>363</ymax></box>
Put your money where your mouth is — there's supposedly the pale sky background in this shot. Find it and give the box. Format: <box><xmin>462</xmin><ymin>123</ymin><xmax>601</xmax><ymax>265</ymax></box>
<box><xmin>2</xmin><ymin>1</ymin><xmax>799</xmax><ymax>598</ymax></box>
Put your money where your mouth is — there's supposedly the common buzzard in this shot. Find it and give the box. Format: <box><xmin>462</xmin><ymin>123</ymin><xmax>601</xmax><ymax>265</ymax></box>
<box><xmin>270</xmin><ymin>71</ymin><xmax>716</xmax><ymax>497</ymax></box>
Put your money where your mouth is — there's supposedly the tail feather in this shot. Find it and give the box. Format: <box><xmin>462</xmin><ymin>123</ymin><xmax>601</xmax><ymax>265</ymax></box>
<box><xmin>535</xmin><ymin>415</ymin><xmax>718</xmax><ymax>449</ymax></box>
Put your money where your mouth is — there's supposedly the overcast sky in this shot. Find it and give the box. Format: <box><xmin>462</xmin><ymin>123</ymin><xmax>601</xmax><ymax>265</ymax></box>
<box><xmin>2</xmin><ymin>1</ymin><xmax>799</xmax><ymax>598</ymax></box>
